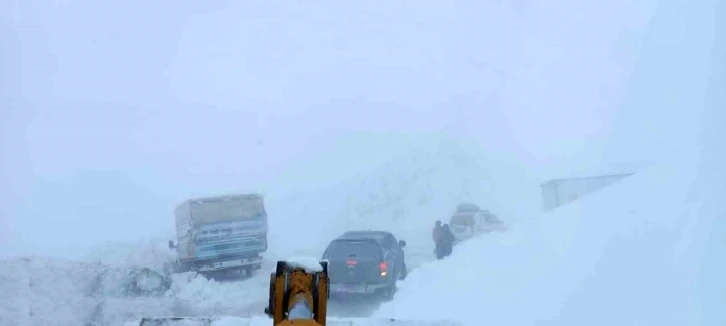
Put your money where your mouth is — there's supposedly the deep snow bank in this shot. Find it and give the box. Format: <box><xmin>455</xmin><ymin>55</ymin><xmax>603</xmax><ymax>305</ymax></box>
<box><xmin>0</xmin><ymin>257</ymin><xmax>106</xmax><ymax>326</ymax></box>
<box><xmin>0</xmin><ymin>252</ymin><xmax>269</xmax><ymax>326</ymax></box>
<box><xmin>164</xmin><ymin>269</ymin><xmax>271</xmax><ymax>316</ymax></box>
<box><xmin>0</xmin><ymin>240</ymin><xmax>184</xmax><ymax>326</ymax></box>
<box><xmin>85</xmin><ymin>238</ymin><xmax>177</xmax><ymax>272</ymax></box>
<box><xmin>374</xmin><ymin>139</ymin><xmax>726</xmax><ymax>325</ymax></box>
<box><xmin>0</xmin><ymin>256</ymin><xmax>176</xmax><ymax>326</ymax></box>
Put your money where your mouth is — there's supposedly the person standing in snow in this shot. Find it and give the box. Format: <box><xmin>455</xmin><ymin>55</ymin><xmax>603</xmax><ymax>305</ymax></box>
<box><xmin>440</xmin><ymin>224</ymin><xmax>455</xmax><ymax>258</ymax></box>
<box><xmin>432</xmin><ymin>220</ymin><xmax>444</xmax><ymax>259</ymax></box>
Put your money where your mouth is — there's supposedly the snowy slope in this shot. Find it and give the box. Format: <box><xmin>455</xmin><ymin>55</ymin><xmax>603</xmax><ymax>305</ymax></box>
<box><xmin>375</xmin><ymin>137</ymin><xmax>725</xmax><ymax>325</ymax></box>
<box><xmin>264</xmin><ymin>135</ymin><xmax>535</xmax><ymax>264</ymax></box>
<box><xmin>85</xmin><ymin>238</ymin><xmax>177</xmax><ymax>271</ymax></box>
<box><xmin>374</xmin><ymin>12</ymin><xmax>726</xmax><ymax>323</ymax></box>
<box><xmin>374</xmin><ymin>0</ymin><xmax>726</xmax><ymax>323</ymax></box>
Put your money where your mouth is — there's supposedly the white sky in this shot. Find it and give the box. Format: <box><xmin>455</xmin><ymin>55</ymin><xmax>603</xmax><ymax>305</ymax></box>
<box><xmin>0</xmin><ymin>0</ymin><xmax>713</xmax><ymax>258</ymax></box>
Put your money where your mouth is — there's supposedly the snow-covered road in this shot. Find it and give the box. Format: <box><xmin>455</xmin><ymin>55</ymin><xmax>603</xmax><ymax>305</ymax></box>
<box><xmin>0</xmin><ymin>244</ymin><xmax>439</xmax><ymax>326</ymax></box>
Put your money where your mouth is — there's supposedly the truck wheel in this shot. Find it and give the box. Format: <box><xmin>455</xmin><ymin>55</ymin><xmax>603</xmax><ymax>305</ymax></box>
<box><xmin>379</xmin><ymin>285</ymin><xmax>394</xmax><ymax>301</ymax></box>
<box><xmin>399</xmin><ymin>261</ymin><xmax>407</xmax><ymax>280</ymax></box>
<box><xmin>380</xmin><ymin>270</ymin><xmax>398</xmax><ymax>300</ymax></box>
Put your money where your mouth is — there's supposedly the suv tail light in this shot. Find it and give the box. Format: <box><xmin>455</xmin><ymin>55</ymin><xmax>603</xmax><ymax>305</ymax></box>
<box><xmin>379</xmin><ymin>262</ymin><xmax>388</xmax><ymax>277</ymax></box>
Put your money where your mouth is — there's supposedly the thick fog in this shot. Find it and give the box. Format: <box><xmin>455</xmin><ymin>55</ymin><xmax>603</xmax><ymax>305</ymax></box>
<box><xmin>0</xmin><ymin>1</ymin><xmax>711</xmax><ymax>258</ymax></box>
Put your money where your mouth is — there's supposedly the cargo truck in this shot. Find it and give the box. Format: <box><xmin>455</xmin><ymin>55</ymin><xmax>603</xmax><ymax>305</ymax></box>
<box><xmin>168</xmin><ymin>193</ymin><xmax>268</xmax><ymax>277</ymax></box>
<box><xmin>540</xmin><ymin>173</ymin><xmax>634</xmax><ymax>212</ymax></box>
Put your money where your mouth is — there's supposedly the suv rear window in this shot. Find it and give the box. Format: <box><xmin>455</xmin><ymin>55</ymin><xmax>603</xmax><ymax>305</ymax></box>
<box><xmin>323</xmin><ymin>240</ymin><xmax>381</xmax><ymax>260</ymax></box>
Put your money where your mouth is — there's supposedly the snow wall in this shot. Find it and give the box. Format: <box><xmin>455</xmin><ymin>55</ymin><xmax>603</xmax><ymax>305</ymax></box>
<box><xmin>373</xmin><ymin>0</ymin><xmax>726</xmax><ymax>324</ymax></box>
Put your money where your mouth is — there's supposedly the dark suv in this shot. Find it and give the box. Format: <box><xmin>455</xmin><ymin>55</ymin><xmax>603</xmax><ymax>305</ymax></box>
<box><xmin>322</xmin><ymin>230</ymin><xmax>407</xmax><ymax>299</ymax></box>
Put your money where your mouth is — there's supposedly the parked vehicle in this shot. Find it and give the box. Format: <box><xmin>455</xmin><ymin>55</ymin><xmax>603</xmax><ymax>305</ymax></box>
<box><xmin>449</xmin><ymin>204</ymin><xmax>507</xmax><ymax>243</ymax></box>
<box><xmin>322</xmin><ymin>230</ymin><xmax>407</xmax><ymax>299</ymax></box>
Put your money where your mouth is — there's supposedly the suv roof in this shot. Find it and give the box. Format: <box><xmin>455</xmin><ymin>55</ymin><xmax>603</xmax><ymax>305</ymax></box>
<box><xmin>337</xmin><ymin>230</ymin><xmax>392</xmax><ymax>246</ymax></box>
<box><xmin>324</xmin><ymin>238</ymin><xmax>383</xmax><ymax>260</ymax></box>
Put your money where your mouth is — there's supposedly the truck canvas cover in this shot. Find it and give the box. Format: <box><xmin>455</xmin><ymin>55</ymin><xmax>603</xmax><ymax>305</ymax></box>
<box><xmin>190</xmin><ymin>194</ymin><xmax>265</xmax><ymax>224</ymax></box>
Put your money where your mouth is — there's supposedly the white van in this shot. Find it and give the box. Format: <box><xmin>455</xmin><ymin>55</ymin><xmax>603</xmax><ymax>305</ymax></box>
<box><xmin>448</xmin><ymin>207</ymin><xmax>506</xmax><ymax>243</ymax></box>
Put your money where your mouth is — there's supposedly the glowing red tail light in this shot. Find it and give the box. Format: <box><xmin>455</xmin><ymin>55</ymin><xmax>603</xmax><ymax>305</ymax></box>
<box><xmin>379</xmin><ymin>262</ymin><xmax>388</xmax><ymax>276</ymax></box>
<box><xmin>346</xmin><ymin>259</ymin><xmax>358</xmax><ymax>265</ymax></box>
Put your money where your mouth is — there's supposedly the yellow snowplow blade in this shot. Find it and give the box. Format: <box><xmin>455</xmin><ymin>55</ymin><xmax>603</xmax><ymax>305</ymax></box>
<box><xmin>137</xmin><ymin>259</ymin><xmax>461</xmax><ymax>326</ymax></box>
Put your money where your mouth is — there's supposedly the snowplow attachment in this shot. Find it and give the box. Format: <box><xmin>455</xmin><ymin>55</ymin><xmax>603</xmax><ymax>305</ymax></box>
<box><xmin>136</xmin><ymin>258</ymin><xmax>462</xmax><ymax>326</ymax></box>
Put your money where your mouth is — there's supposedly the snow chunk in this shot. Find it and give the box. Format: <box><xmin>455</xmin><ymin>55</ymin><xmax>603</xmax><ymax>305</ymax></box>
<box><xmin>168</xmin><ymin>272</ymin><xmax>269</xmax><ymax>309</ymax></box>
<box><xmin>285</xmin><ymin>256</ymin><xmax>323</xmax><ymax>273</ymax></box>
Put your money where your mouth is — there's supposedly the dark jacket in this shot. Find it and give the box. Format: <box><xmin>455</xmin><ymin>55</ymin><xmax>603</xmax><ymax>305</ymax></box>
<box><xmin>439</xmin><ymin>225</ymin><xmax>455</xmax><ymax>257</ymax></box>
<box><xmin>432</xmin><ymin>225</ymin><xmax>443</xmax><ymax>243</ymax></box>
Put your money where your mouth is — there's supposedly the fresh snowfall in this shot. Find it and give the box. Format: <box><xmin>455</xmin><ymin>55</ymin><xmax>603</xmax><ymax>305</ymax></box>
<box><xmin>1</xmin><ymin>0</ymin><xmax>724</xmax><ymax>326</ymax></box>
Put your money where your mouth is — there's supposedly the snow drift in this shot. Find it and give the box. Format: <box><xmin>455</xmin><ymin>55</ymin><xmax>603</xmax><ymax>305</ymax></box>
<box><xmin>0</xmin><ymin>240</ymin><xmax>183</xmax><ymax>326</ymax></box>
<box><xmin>374</xmin><ymin>50</ymin><xmax>726</xmax><ymax>324</ymax></box>
<box><xmin>0</xmin><ymin>256</ymin><xmax>171</xmax><ymax>326</ymax></box>
<box><xmin>375</xmin><ymin>138</ymin><xmax>725</xmax><ymax>325</ymax></box>
<box><xmin>375</xmin><ymin>0</ymin><xmax>725</xmax><ymax>324</ymax></box>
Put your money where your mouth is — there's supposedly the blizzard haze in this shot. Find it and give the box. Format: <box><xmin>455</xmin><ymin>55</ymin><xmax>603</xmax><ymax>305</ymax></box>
<box><xmin>0</xmin><ymin>0</ymin><xmax>710</xmax><ymax>258</ymax></box>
